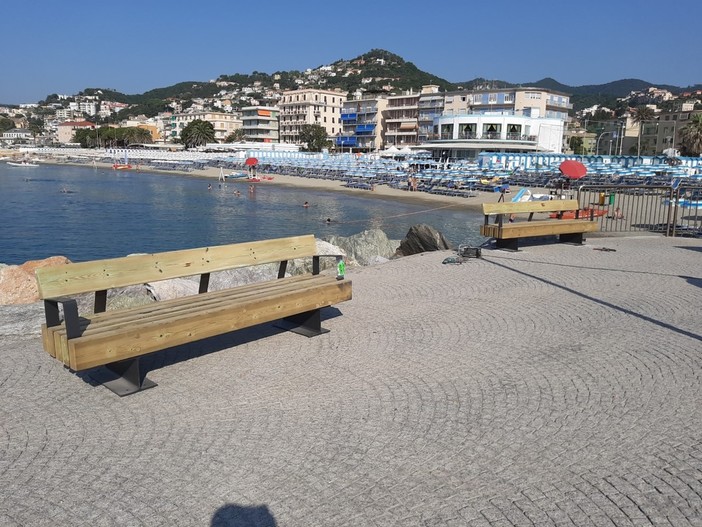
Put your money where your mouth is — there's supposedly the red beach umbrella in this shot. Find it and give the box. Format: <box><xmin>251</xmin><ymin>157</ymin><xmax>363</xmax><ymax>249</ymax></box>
<box><xmin>559</xmin><ymin>160</ymin><xmax>587</xmax><ymax>179</ymax></box>
<box><xmin>245</xmin><ymin>157</ymin><xmax>258</xmax><ymax>166</ymax></box>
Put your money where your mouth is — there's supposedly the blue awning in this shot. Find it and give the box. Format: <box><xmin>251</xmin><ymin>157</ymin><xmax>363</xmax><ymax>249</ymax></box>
<box><xmin>336</xmin><ymin>136</ymin><xmax>357</xmax><ymax>146</ymax></box>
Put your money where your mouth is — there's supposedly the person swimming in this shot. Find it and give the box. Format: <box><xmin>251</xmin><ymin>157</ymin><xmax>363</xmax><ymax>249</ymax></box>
<box><xmin>303</xmin><ymin>201</ymin><xmax>309</xmax><ymax>208</ymax></box>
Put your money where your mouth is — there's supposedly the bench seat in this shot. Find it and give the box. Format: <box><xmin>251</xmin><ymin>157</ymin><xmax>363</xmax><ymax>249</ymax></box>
<box><xmin>44</xmin><ymin>274</ymin><xmax>350</xmax><ymax>372</ymax></box>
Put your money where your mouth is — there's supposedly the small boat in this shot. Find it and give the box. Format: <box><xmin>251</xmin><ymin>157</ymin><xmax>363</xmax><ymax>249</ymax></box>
<box><xmin>549</xmin><ymin>208</ymin><xmax>607</xmax><ymax>219</ymax></box>
<box><xmin>247</xmin><ymin>176</ymin><xmax>261</xmax><ymax>182</ymax></box>
<box><xmin>112</xmin><ymin>150</ymin><xmax>131</xmax><ymax>170</ymax></box>
<box><xmin>226</xmin><ymin>172</ymin><xmax>248</xmax><ymax>179</ymax></box>
<box><xmin>7</xmin><ymin>160</ymin><xmax>39</xmax><ymax>167</ymax></box>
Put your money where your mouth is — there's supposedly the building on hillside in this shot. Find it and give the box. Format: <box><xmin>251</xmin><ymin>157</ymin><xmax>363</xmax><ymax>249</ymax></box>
<box><xmin>170</xmin><ymin>111</ymin><xmax>242</xmax><ymax>143</ymax></box>
<box><xmin>278</xmin><ymin>88</ymin><xmax>347</xmax><ymax>144</ymax></box>
<box><xmin>383</xmin><ymin>89</ymin><xmax>420</xmax><ymax>147</ymax></box>
<box><xmin>57</xmin><ymin>121</ymin><xmax>95</xmax><ymax>144</ymax></box>
<box><xmin>55</xmin><ymin>108</ymin><xmax>76</xmax><ymax>121</ymax></box>
<box><xmin>338</xmin><ymin>95</ymin><xmax>387</xmax><ymax>152</ymax></box>
<box><xmin>241</xmin><ymin>106</ymin><xmax>280</xmax><ymax>143</ymax></box>
<box><xmin>68</xmin><ymin>101</ymin><xmax>97</xmax><ymax>116</ymax></box>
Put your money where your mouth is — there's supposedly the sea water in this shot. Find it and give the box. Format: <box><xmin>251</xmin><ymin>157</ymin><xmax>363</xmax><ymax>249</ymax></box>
<box><xmin>0</xmin><ymin>163</ymin><xmax>485</xmax><ymax>265</ymax></box>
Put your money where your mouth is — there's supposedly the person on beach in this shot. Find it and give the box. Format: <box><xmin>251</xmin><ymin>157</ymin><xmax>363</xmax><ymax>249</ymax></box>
<box><xmin>614</xmin><ymin>207</ymin><xmax>625</xmax><ymax>220</ymax></box>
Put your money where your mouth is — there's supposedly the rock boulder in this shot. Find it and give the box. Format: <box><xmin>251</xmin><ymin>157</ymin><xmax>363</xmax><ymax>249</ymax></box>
<box><xmin>324</xmin><ymin>229</ymin><xmax>399</xmax><ymax>266</ymax></box>
<box><xmin>0</xmin><ymin>256</ymin><xmax>71</xmax><ymax>305</ymax></box>
<box><xmin>395</xmin><ymin>224</ymin><xmax>452</xmax><ymax>257</ymax></box>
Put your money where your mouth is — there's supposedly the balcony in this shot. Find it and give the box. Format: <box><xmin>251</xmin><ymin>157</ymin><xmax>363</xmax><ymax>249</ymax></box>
<box><xmin>355</xmin><ymin>124</ymin><xmax>375</xmax><ymax>133</ymax></box>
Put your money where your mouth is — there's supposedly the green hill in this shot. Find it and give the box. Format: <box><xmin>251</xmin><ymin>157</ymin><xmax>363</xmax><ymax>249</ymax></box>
<box><xmin>45</xmin><ymin>49</ymin><xmax>695</xmax><ymax>118</ymax></box>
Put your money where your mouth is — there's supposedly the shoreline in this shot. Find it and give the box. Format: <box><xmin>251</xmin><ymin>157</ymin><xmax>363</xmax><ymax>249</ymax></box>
<box><xmin>38</xmin><ymin>157</ymin><xmax>521</xmax><ymax>212</ymax></box>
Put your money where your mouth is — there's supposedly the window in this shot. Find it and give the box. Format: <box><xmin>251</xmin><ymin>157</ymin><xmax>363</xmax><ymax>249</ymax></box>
<box><xmin>488</xmin><ymin>93</ymin><xmax>497</xmax><ymax>103</ymax></box>
<box><xmin>504</xmin><ymin>94</ymin><xmax>514</xmax><ymax>103</ymax></box>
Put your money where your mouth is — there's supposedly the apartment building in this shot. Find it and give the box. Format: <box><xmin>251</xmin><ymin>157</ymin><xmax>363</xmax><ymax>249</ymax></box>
<box><xmin>241</xmin><ymin>106</ymin><xmax>280</xmax><ymax>143</ymax></box>
<box><xmin>278</xmin><ymin>88</ymin><xmax>346</xmax><ymax>144</ymax></box>
<box><xmin>417</xmin><ymin>85</ymin><xmax>444</xmax><ymax>143</ymax></box>
<box><xmin>338</xmin><ymin>96</ymin><xmax>387</xmax><ymax>152</ymax></box>
<box><xmin>383</xmin><ymin>89</ymin><xmax>420</xmax><ymax>147</ymax></box>
<box><xmin>57</xmin><ymin>120</ymin><xmax>95</xmax><ymax>144</ymax></box>
<box><xmin>171</xmin><ymin>111</ymin><xmax>242</xmax><ymax>143</ymax></box>
<box><xmin>442</xmin><ymin>87</ymin><xmax>572</xmax><ymax>120</ymax></box>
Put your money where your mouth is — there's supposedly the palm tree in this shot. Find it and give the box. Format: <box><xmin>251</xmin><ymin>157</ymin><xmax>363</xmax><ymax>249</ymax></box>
<box><xmin>180</xmin><ymin>119</ymin><xmax>216</xmax><ymax>149</ymax></box>
<box><xmin>631</xmin><ymin>106</ymin><xmax>657</xmax><ymax>158</ymax></box>
<box><xmin>679</xmin><ymin>114</ymin><xmax>702</xmax><ymax>157</ymax></box>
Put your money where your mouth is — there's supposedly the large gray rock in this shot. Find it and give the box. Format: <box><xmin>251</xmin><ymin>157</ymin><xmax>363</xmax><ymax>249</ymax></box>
<box><xmin>186</xmin><ymin>239</ymin><xmax>347</xmax><ymax>292</ymax></box>
<box><xmin>324</xmin><ymin>229</ymin><xmax>399</xmax><ymax>266</ymax></box>
<box><xmin>395</xmin><ymin>224</ymin><xmax>452</xmax><ymax>257</ymax></box>
<box><xmin>146</xmin><ymin>277</ymin><xmax>200</xmax><ymax>301</ymax></box>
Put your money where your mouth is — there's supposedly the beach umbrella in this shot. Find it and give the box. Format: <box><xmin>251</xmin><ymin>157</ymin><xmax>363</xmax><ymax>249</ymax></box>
<box><xmin>245</xmin><ymin>157</ymin><xmax>258</xmax><ymax>166</ymax></box>
<box><xmin>559</xmin><ymin>160</ymin><xmax>587</xmax><ymax>179</ymax></box>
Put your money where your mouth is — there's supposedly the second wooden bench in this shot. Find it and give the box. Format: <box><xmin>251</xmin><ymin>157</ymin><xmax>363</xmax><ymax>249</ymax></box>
<box><xmin>480</xmin><ymin>199</ymin><xmax>600</xmax><ymax>251</ymax></box>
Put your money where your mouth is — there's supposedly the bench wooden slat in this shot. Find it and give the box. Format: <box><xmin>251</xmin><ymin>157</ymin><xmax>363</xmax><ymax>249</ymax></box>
<box><xmin>68</xmin><ymin>279</ymin><xmax>352</xmax><ymax>371</ymax></box>
<box><xmin>482</xmin><ymin>199</ymin><xmax>580</xmax><ymax>215</ymax></box>
<box><xmin>44</xmin><ymin>274</ymin><xmax>321</xmax><ymax>364</ymax></box>
<box><xmin>36</xmin><ymin>235</ymin><xmax>318</xmax><ymax>299</ymax></box>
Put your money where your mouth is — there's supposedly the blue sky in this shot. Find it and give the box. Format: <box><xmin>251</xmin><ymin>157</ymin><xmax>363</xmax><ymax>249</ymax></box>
<box><xmin>2</xmin><ymin>0</ymin><xmax>701</xmax><ymax>105</ymax></box>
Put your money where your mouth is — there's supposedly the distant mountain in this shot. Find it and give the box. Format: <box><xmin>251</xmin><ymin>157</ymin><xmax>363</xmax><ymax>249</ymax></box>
<box><xmin>42</xmin><ymin>49</ymin><xmax>696</xmax><ymax>118</ymax></box>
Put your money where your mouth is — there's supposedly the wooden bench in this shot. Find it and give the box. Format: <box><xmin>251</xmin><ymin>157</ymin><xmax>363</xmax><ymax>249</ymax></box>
<box><xmin>480</xmin><ymin>199</ymin><xmax>599</xmax><ymax>251</ymax></box>
<box><xmin>35</xmin><ymin>235</ymin><xmax>352</xmax><ymax>396</ymax></box>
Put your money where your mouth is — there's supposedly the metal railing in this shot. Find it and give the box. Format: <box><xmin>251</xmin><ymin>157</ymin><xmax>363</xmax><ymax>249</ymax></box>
<box><xmin>574</xmin><ymin>184</ymin><xmax>702</xmax><ymax>237</ymax></box>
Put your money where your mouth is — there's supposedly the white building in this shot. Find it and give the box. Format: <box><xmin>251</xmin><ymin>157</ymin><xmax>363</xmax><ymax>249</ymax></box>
<box><xmin>422</xmin><ymin>111</ymin><xmax>565</xmax><ymax>159</ymax></box>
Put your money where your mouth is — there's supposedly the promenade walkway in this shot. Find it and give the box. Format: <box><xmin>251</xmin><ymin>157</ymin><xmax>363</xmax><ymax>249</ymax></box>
<box><xmin>1</xmin><ymin>235</ymin><xmax>701</xmax><ymax>526</ymax></box>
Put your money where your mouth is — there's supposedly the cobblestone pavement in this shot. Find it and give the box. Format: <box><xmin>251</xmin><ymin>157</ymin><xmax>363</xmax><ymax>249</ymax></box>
<box><xmin>1</xmin><ymin>236</ymin><xmax>701</xmax><ymax>526</ymax></box>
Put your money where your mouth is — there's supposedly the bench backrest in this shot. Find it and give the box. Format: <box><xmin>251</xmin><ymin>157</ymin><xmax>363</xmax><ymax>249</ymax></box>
<box><xmin>35</xmin><ymin>234</ymin><xmax>318</xmax><ymax>299</ymax></box>
<box><xmin>482</xmin><ymin>199</ymin><xmax>581</xmax><ymax>216</ymax></box>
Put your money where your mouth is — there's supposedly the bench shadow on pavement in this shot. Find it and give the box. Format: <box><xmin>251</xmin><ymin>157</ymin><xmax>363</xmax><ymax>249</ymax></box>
<box><xmin>211</xmin><ymin>503</ymin><xmax>277</xmax><ymax>526</ymax></box>
<box><xmin>76</xmin><ymin>306</ymin><xmax>344</xmax><ymax>388</ymax></box>
<box><xmin>484</xmin><ymin>257</ymin><xmax>702</xmax><ymax>343</ymax></box>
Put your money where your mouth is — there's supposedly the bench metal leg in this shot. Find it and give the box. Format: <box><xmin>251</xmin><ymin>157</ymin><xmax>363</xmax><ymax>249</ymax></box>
<box><xmin>100</xmin><ymin>358</ymin><xmax>157</xmax><ymax>396</ymax></box>
<box><xmin>275</xmin><ymin>309</ymin><xmax>330</xmax><ymax>337</ymax></box>
<box><xmin>559</xmin><ymin>232</ymin><xmax>584</xmax><ymax>244</ymax></box>
<box><xmin>495</xmin><ymin>238</ymin><xmax>519</xmax><ymax>251</ymax></box>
